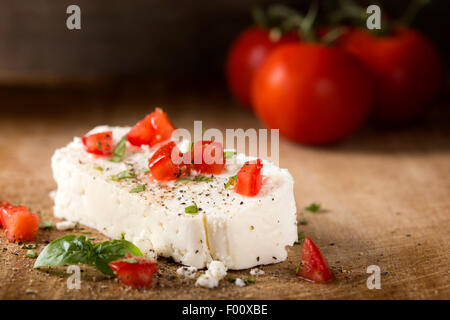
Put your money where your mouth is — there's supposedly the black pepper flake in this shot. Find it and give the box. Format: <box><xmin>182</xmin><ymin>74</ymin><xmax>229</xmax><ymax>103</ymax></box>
<box><xmin>240</xmin><ymin>201</ymin><xmax>244</xmax><ymax>205</ymax></box>
<box><xmin>256</xmin><ymin>256</ymin><xmax>260</xmax><ymax>261</ymax></box>
<box><xmin>195</xmin><ymin>250</ymin><xmax>199</xmax><ymax>254</ymax></box>
<box><xmin>272</xmin><ymin>256</ymin><xmax>277</xmax><ymax>260</ymax></box>
<box><xmin>329</xmin><ymin>243</ymin><xmax>335</xmax><ymax>246</ymax></box>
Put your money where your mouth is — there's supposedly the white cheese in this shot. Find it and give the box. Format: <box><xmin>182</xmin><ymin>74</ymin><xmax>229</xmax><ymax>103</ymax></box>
<box><xmin>176</xmin><ymin>266</ymin><xmax>198</xmax><ymax>279</ymax></box>
<box><xmin>195</xmin><ymin>260</ymin><xmax>227</xmax><ymax>288</ymax></box>
<box><xmin>51</xmin><ymin>126</ymin><xmax>298</xmax><ymax>269</ymax></box>
<box><xmin>195</xmin><ymin>273</ymin><xmax>219</xmax><ymax>289</ymax></box>
<box><xmin>250</xmin><ymin>268</ymin><xmax>265</xmax><ymax>276</ymax></box>
<box><xmin>235</xmin><ymin>278</ymin><xmax>246</xmax><ymax>287</ymax></box>
<box><xmin>55</xmin><ymin>220</ymin><xmax>77</xmax><ymax>231</ymax></box>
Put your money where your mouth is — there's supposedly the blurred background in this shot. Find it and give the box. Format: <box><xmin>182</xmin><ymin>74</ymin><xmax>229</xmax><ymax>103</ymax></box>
<box><xmin>0</xmin><ymin>0</ymin><xmax>448</xmax><ymax>106</ymax></box>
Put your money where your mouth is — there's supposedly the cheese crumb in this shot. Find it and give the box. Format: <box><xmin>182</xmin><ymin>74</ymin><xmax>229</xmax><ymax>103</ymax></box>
<box><xmin>207</xmin><ymin>261</ymin><xmax>227</xmax><ymax>279</ymax></box>
<box><xmin>250</xmin><ymin>268</ymin><xmax>265</xmax><ymax>276</ymax></box>
<box><xmin>176</xmin><ymin>266</ymin><xmax>198</xmax><ymax>279</ymax></box>
<box><xmin>235</xmin><ymin>278</ymin><xmax>246</xmax><ymax>287</ymax></box>
<box><xmin>195</xmin><ymin>260</ymin><xmax>227</xmax><ymax>288</ymax></box>
<box><xmin>55</xmin><ymin>220</ymin><xmax>77</xmax><ymax>231</ymax></box>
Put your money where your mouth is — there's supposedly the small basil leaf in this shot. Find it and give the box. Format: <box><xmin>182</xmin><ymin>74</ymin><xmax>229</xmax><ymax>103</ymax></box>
<box><xmin>34</xmin><ymin>235</ymin><xmax>95</xmax><ymax>268</ymax></box>
<box><xmin>110</xmin><ymin>135</ymin><xmax>128</xmax><ymax>163</ymax></box>
<box><xmin>93</xmin><ymin>240</ymin><xmax>143</xmax><ymax>275</ymax></box>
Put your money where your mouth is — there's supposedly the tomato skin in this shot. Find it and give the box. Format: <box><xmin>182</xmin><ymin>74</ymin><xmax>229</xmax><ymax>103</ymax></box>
<box><xmin>296</xmin><ymin>237</ymin><xmax>333</xmax><ymax>283</ymax></box>
<box><xmin>252</xmin><ymin>43</ymin><xmax>375</xmax><ymax>145</ymax></box>
<box><xmin>226</xmin><ymin>26</ymin><xmax>299</xmax><ymax>108</ymax></box>
<box><xmin>0</xmin><ymin>200</ymin><xmax>12</xmax><ymax>228</ymax></box>
<box><xmin>191</xmin><ymin>140</ymin><xmax>225</xmax><ymax>175</ymax></box>
<box><xmin>148</xmin><ymin>141</ymin><xmax>188</xmax><ymax>182</ymax></box>
<box><xmin>109</xmin><ymin>254</ymin><xmax>158</xmax><ymax>289</ymax></box>
<box><xmin>0</xmin><ymin>206</ymin><xmax>39</xmax><ymax>242</ymax></box>
<box><xmin>81</xmin><ymin>131</ymin><xmax>113</xmax><ymax>155</ymax></box>
<box><xmin>235</xmin><ymin>159</ymin><xmax>263</xmax><ymax>197</ymax></box>
<box><xmin>128</xmin><ymin>108</ymin><xmax>176</xmax><ymax>147</ymax></box>
<box><xmin>337</xmin><ymin>28</ymin><xmax>443</xmax><ymax>124</ymax></box>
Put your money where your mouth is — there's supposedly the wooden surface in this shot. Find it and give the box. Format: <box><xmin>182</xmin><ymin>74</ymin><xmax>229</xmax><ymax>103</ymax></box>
<box><xmin>0</xmin><ymin>88</ymin><xmax>449</xmax><ymax>299</ymax></box>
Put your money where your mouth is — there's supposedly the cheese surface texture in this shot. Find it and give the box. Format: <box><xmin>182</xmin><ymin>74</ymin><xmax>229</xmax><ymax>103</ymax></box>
<box><xmin>52</xmin><ymin>126</ymin><xmax>297</xmax><ymax>269</ymax></box>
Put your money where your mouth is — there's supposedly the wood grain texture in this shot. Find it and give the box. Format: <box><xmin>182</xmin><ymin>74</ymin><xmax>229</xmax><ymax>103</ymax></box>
<box><xmin>0</xmin><ymin>87</ymin><xmax>449</xmax><ymax>299</ymax></box>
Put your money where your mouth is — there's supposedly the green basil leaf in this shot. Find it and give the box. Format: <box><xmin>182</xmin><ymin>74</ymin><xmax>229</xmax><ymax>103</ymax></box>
<box><xmin>305</xmin><ymin>202</ymin><xmax>321</xmax><ymax>213</ymax></box>
<box><xmin>109</xmin><ymin>170</ymin><xmax>135</xmax><ymax>181</ymax></box>
<box><xmin>34</xmin><ymin>235</ymin><xmax>95</xmax><ymax>268</ymax></box>
<box><xmin>110</xmin><ymin>135</ymin><xmax>128</xmax><ymax>163</ymax></box>
<box><xmin>130</xmin><ymin>184</ymin><xmax>146</xmax><ymax>193</ymax></box>
<box><xmin>93</xmin><ymin>240</ymin><xmax>143</xmax><ymax>276</ymax></box>
<box><xmin>185</xmin><ymin>204</ymin><xmax>198</xmax><ymax>214</ymax></box>
<box><xmin>193</xmin><ymin>175</ymin><xmax>213</xmax><ymax>182</ymax></box>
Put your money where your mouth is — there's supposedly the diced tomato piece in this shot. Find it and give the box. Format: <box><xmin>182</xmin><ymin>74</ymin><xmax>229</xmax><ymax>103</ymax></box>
<box><xmin>128</xmin><ymin>108</ymin><xmax>176</xmax><ymax>147</ymax></box>
<box><xmin>81</xmin><ymin>131</ymin><xmax>113</xmax><ymax>155</ymax></box>
<box><xmin>148</xmin><ymin>141</ymin><xmax>188</xmax><ymax>182</ymax></box>
<box><xmin>108</xmin><ymin>254</ymin><xmax>158</xmax><ymax>289</ymax></box>
<box><xmin>296</xmin><ymin>237</ymin><xmax>333</xmax><ymax>283</ymax></box>
<box><xmin>1</xmin><ymin>206</ymin><xmax>39</xmax><ymax>242</ymax></box>
<box><xmin>191</xmin><ymin>140</ymin><xmax>225</xmax><ymax>175</ymax></box>
<box><xmin>0</xmin><ymin>200</ymin><xmax>11</xmax><ymax>228</ymax></box>
<box><xmin>234</xmin><ymin>159</ymin><xmax>263</xmax><ymax>197</ymax></box>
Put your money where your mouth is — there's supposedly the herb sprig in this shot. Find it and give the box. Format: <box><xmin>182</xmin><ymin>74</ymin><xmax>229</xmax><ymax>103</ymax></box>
<box><xmin>109</xmin><ymin>170</ymin><xmax>135</xmax><ymax>181</ymax></box>
<box><xmin>305</xmin><ymin>202</ymin><xmax>321</xmax><ymax>213</ymax></box>
<box><xmin>185</xmin><ymin>204</ymin><xmax>198</xmax><ymax>214</ymax></box>
<box><xmin>110</xmin><ymin>135</ymin><xmax>128</xmax><ymax>163</ymax></box>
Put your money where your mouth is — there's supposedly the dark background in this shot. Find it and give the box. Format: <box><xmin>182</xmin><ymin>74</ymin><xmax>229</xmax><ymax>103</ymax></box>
<box><xmin>0</xmin><ymin>0</ymin><xmax>448</xmax><ymax>88</ymax></box>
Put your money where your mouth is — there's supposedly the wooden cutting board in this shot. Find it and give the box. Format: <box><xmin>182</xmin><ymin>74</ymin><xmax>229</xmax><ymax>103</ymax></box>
<box><xmin>0</xmin><ymin>87</ymin><xmax>449</xmax><ymax>299</ymax></box>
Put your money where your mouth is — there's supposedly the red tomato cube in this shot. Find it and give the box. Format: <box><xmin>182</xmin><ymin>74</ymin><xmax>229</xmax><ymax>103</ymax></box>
<box><xmin>1</xmin><ymin>206</ymin><xmax>39</xmax><ymax>242</ymax></box>
<box><xmin>81</xmin><ymin>131</ymin><xmax>113</xmax><ymax>155</ymax></box>
<box><xmin>148</xmin><ymin>141</ymin><xmax>188</xmax><ymax>182</ymax></box>
<box><xmin>296</xmin><ymin>237</ymin><xmax>333</xmax><ymax>283</ymax></box>
<box><xmin>109</xmin><ymin>254</ymin><xmax>158</xmax><ymax>289</ymax></box>
<box><xmin>191</xmin><ymin>140</ymin><xmax>225</xmax><ymax>175</ymax></box>
<box><xmin>0</xmin><ymin>200</ymin><xmax>11</xmax><ymax>228</ymax></box>
<box><xmin>235</xmin><ymin>159</ymin><xmax>263</xmax><ymax>197</ymax></box>
<box><xmin>128</xmin><ymin>108</ymin><xmax>176</xmax><ymax>147</ymax></box>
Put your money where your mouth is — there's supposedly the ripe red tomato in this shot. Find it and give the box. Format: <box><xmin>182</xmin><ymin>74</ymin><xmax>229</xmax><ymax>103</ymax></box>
<box><xmin>235</xmin><ymin>159</ymin><xmax>263</xmax><ymax>197</ymax></box>
<box><xmin>191</xmin><ymin>140</ymin><xmax>225</xmax><ymax>175</ymax></box>
<box><xmin>81</xmin><ymin>131</ymin><xmax>113</xmax><ymax>155</ymax></box>
<box><xmin>128</xmin><ymin>108</ymin><xmax>176</xmax><ymax>147</ymax></box>
<box><xmin>1</xmin><ymin>205</ymin><xmax>39</xmax><ymax>242</ymax></box>
<box><xmin>296</xmin><ymin>237</ymin><xmax>333</xmax><ymax>283</ymax></box>
<box><xmin>337</xmin><ymin>28</ymin><xmax>443</xmax><ymax>124</ymax></box>
<box><xmin>226</xmin><ymin>26</ymin><xmax>299</xmax><ymax>108</ymax></box>
<box><xmin>0</xmin><ymin>200</ymin><xmax>11</xmax><ymax>228</ymax></box>
<box><xmin>252</xmin><ymin>43</ymin><xmax>375</xmax><ymax>144</ymax></box>
<box><xmin>109</xmin><ymin>254</ymin><xmax>158</xmax><ymax>289</ymax></box>
<box><xmin>148</xmin><ymin>141</ymin><xmax>188</xmax><ymax>182</ymax></box>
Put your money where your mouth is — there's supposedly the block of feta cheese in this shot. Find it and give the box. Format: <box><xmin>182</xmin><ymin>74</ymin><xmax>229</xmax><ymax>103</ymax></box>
<box><xmin>51</xmin><ymin>126</ymin><xmax>297</xmax><ymax>270</ymax></box>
